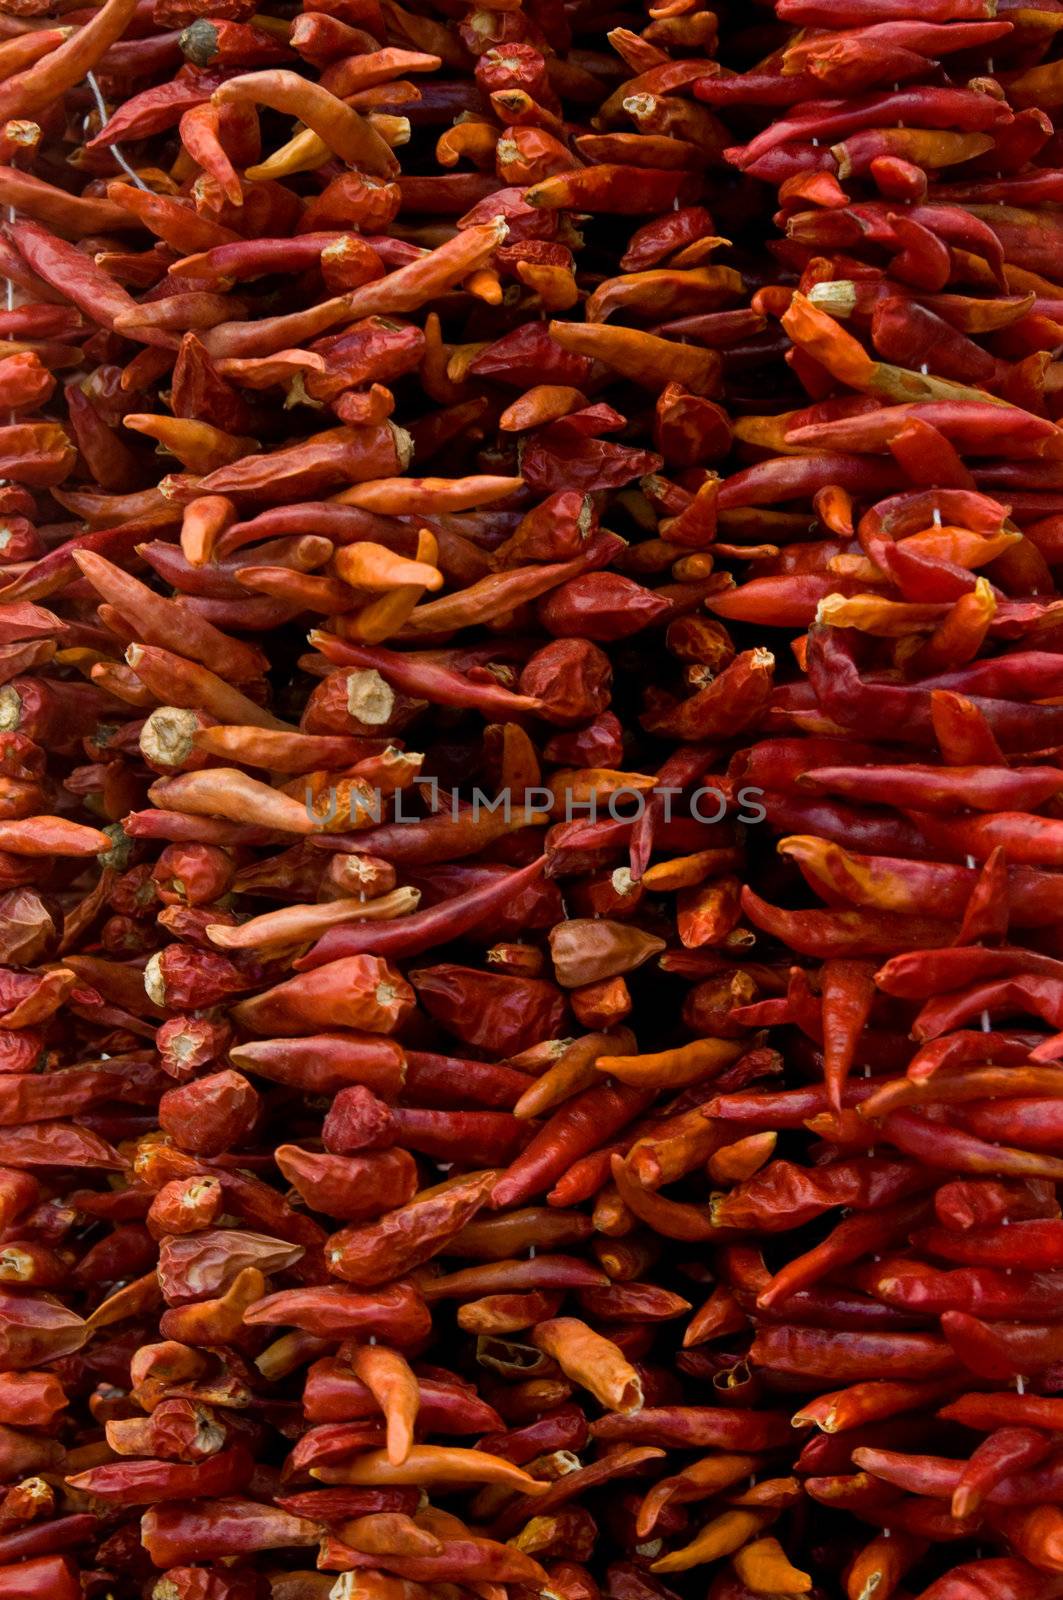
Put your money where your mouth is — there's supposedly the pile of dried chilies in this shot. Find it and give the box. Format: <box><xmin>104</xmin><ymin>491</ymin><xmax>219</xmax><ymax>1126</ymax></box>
<box><xmin>1</xmin><ymin>0</ymin><xmax>1063</xmax><ymax>1594</ymax></box>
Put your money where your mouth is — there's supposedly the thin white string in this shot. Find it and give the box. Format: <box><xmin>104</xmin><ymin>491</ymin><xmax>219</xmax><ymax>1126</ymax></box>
<box><xmin>85</xmin><ymin>71</ymin><xmax>150</xmax><ymax>189</ymax></box>
<box><xmin>0</xmin><ymin>77</ymin><xmax>148</xmax><ymax>440</ymax></box>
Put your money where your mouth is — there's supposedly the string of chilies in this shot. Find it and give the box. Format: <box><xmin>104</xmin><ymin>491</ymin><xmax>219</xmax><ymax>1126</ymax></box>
<box><xmin>688</xmin><ymin>4</ymin><xmax>1063</xmax><ymax>1597</ymax></box>
<box><xmin>0</xmin><ymin>0</ymin><xmax>1057</xmax><ymax>1597</ymax></box>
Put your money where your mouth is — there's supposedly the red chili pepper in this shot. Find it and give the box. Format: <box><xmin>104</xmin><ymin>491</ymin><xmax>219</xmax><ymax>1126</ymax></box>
<box><xmin>10</xmin><ymin>0</ymin><xmax>1063</xmax><ymax>1586</ymax></box>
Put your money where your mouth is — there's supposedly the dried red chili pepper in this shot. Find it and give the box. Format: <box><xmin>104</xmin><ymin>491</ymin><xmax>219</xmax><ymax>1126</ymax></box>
<box><xmin>9</xmin><ymin>0</ymin><xmax>1063</xmax><ymax>1590</ymax></box>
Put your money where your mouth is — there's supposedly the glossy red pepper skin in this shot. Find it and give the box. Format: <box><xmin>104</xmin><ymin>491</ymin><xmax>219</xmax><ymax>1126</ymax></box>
<box><xmin>296</xmin><ymin>857</ymin><xmax>549</xmax><ymax>968</ymax></box>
